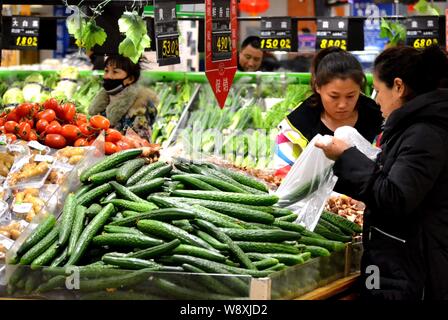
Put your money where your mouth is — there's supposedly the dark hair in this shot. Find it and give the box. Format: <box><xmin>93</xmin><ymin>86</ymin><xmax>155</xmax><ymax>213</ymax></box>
<box><xmin>374</xmin><ymin>45</ymin><xmax>448</xmax><ymax>102</ymax></box>
<box><xmin>241</xmin><ymin>36</ymin><xmax>261</xmax><ymax>50</ymax></box>
<box><xmin>311</xmin><ymin>47</ymin><xmax>366</xmax><ymax>94</ymax></box>
<box><xmin>104</xmin><ymin>55</ymin><xmax>141</xmax><ymax>82</ymax></box>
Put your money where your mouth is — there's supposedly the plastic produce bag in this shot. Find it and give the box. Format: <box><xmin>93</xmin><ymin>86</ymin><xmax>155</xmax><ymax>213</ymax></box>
<box><xmin>334</xmin><ymin>126</ymin><xmax>380</xmax><ymax>161</ymax></box>
<box><xmin>275</xmin><ymin>134</ymin><xmax>338</xmax><ymax>231</ymax></box>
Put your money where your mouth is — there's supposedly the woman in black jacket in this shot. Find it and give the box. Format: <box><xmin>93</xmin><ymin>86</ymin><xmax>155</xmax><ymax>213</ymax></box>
<box><xmin>316</xmin><ymin>45</ymin><xmax>448</xmax><ymax>300</ymax></box>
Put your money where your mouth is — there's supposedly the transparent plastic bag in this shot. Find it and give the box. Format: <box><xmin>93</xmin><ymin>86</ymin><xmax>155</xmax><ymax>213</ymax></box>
<box><xmin>275</xmin><ymin>134</ymin><xmax>338</xmax><ymax>231</ymax></box>
<box><xmin>334</xmin><ymin>126</ymin><xmax>380</xmax><ymax>161</ymax></box>
<box><xmin>4</xmin><ymin>154</ymin><xmax>53</xmax><ymax>189</ymax></box>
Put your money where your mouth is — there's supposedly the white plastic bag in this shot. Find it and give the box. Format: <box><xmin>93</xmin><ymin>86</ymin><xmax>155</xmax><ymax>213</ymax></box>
<box><xmin>334</xmin><ymin>126</ymin><xmax>380</xmax><ymax>161</ymax></box>
<box><xmin>275</xmin><ymin>134</ymin><xmax>338</xmax><ymax>231</ymax></box>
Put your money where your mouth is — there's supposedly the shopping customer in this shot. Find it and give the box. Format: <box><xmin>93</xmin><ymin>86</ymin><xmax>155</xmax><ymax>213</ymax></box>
<box><xmin>88</xmin><ymin>55</ymin><xmax>158</xmax><ymax>141</ymax></box>
<box><xmin>316</xmin><ymin>45</ymin><xmax>448</xmax><ymax>300</ymax></box>
<box><xmin>274</xmin><ymin>47</ymin><xmax>382</xmax><ymax>177</ymax></box>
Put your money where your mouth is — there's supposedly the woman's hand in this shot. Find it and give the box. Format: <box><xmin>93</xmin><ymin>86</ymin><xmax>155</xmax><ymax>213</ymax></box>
<box><xmin>315</xmin><ymin>137</ymin><xmax>350</xmax><ymax>161</ymax></box>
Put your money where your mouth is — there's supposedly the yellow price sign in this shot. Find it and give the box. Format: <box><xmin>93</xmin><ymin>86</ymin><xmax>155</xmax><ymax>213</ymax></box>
<box><xmin>260</xmin><ymin>38</ymin><xmax>292</xmax><ymax>50</ymax></box>
<box><xmin>412</xmin><ymin>38</ymin><xmax>438</xmax><ymax>49</ymax></box>
<box><xmin>14</xmin><ymin>36</ymin><xmax>38</xmax><ymax>47</ymax></box>
<box><xmin>319</xmin><ymin>39</ymin><xmax>347</xmax><ymax>50</ymax></box>
<box><xmin>216</xmin><ymin>35</ymin><xmax>231</xmax><ymax>53</ymax></box>
<box><xmin>161</xmin><ymin>38</ymin><xmax>179</xmax><ymax>59</ymax></box>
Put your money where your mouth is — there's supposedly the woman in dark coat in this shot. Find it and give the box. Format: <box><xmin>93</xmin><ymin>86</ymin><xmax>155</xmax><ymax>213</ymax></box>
<box><xmin>316</xmin><ymin>45</ymin><xmax>448</xmax><ymax>300</ymax></box>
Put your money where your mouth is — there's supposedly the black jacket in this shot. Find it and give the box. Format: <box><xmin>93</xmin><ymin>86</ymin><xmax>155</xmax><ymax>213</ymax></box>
<box><xmin>333</xmin><ymin>89</ymin><xmax>448</xmax><ymax>300</ymax></box>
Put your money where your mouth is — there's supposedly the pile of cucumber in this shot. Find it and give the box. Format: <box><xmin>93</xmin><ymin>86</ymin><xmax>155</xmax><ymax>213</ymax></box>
<box><xmin>6</xmin><ymin>149</ymin><xmax>362</xmax><ymax>299</ymax></box>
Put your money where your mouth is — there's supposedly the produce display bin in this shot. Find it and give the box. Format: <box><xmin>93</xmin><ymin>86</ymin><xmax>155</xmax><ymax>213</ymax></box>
<box><xmin>0</xmin><ymin>242</ymin><xmax>362</xmax><ymax>300</ymax></box>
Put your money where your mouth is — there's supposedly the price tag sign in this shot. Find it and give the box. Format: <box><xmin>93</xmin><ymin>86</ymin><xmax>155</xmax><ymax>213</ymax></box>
<box><xmin>154</xmin><ymin>0</ymin><xmax>180</xmax><ymax>66</ymax></box>
<box><xmin>205</xmin><ymin>0</ymin><xmax>238</xmax><ymax>108</ymax></box>
<box><xmin>405</xmin><ymin>16</ymin><xmax>443</xmax><ymax>49</ymax></box>
<box><xmin>316</xmin><ymin>17</ymin><xmax>364</xmax><ymax>51</ymax></box>
<box><xmin>260</xmin><ymin>17</ymin><xmax>296</xmax><ymax>52</ymax></box>
<box><xmin>10</xmin><ymin>16</ymin><xmax>39</xmax><ymax>50</ymax></box>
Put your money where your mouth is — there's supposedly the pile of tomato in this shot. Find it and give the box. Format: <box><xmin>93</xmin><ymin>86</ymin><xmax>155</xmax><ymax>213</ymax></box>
<box><xmin>0</xmin><ymin>99</ymin><xmax>133</xmax><ymax>154</ymax></box>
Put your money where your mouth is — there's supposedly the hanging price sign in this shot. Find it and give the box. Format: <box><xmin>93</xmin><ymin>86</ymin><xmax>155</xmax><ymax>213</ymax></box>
<box><xmin>260</xmin><ymin>17</ymin><xmax>297</xmax><ymax>51</ymax></box>
<box><xmin>316</xmin><ymin>17</ymin><xmax>364</xmax><ymax>51</ymax></box>
<box><xmin>154</xmin><ymin>0</ymin><xmax>180</xmax><ymax>66</ymax></box>
<box><xmin>405</xmin><ymin>16</ymin><xmax>444</xmax><ymax>49</ymax></box>
<box><xmin>10</xmin><ymin>16</ymin><xmax>39</xmax><ymax>50</ymax></box>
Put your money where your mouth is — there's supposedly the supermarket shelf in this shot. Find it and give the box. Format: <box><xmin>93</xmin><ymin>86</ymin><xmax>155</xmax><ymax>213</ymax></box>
<box><xmin>295</xmin><ymin>273</ymin><xmax>360</xmax><ymax>300</ymax></box>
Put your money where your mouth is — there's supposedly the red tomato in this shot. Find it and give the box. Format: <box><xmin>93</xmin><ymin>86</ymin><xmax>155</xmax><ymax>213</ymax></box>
<box><xmin>43</xmin><ymin>98</ymin><xmax>60</xmax><ymax>111</ymax></box>
<box><xmin>6</xmin><ymin>110</ymin><xmax>20</xmax><ymax>122</ymax></box>
<box><xmin>22</xmin><ymin>118</ymin><xmax>34</xmax><ymax>128</ymax></box>
<box><xmin>74</xmin><ymin>137</ymin><xmax>89</xmax><ymax>147</ymax></box>
<box><xmin>116</xmin><ymin>140</ymin><xmax>131</xmax><ymax>150</ymax></box>
<box><xmin>61</xmin><ymin>103</ymin><xmax>76</xmax><ymax>122</ymax></box>
<box><xmin>4</xmin><ymin>121</ymin><xmax>19</xmax><ymax>134</ymax></box>
<box><xmin>16</xmin><ymin>103</ymin><xmax>33</xmax><ymax>118</ymax></box>
<box><xmin>74</xmin><ymin>113</ymin><xmax>87</xmax><ymax>126</ymax></box>
<box><xmin>89</xmin><ymin>115</ymin><xmax>110</xmax><ymax>130</ymax></box>
<box><xmin>46</xmin><ymin>121</ymin><xmax>62</xmax><ymax>135</ymax></box>
<box><xmin>37</xmin><ymin>109</ymin><xmax>56</xmax><ymax>122</ymax></box>
<box><xmin>36</xmin><ymin>119</ymin><xmax>49</xmax><ymax>133</ymax></box>
<box><xmin>105</xmin><ymin>128</ymin><xmax>123</xmax><ymax>143</ymax></box>
<box><xmin>105</xmin><ymin>141</ymin><xmax>120</xmax><ymax>155</ymax></box>
<box><xmin>78</xmin><ymin>123</ymin><xmax>95</xmax><ymax>136</ymax></box>
<box><xmin>18</xmin><ymin>122</ymin><xmax>31</xmax><ymax>140</ymax></box>
<box><xmin>31</xmin><ymin>103</ymin><xmax>42</xmax><ymax>116</ymax></box>
<box><xmin>45</xmin><ymin>134</ymin><xmax>67</xmax><ymax>149</ymax></box>
<box><xmin>5</xmin><ymin>133</ymin><xmax>17</xmax><ymax>142</ymax></box>
<box><xmin>0</xmin><ymin>118</ymin><xmax>5</xmax><ymax>127</ymax></box>
<box><xmin>28</xmin><ymin>130</ymin><xmax>38</xmax><ymax>141</ymax></box>
<box><xmin>61</xmin><ymin>124</ymin><xmax>82</xmax><ymax>141</ymax></box>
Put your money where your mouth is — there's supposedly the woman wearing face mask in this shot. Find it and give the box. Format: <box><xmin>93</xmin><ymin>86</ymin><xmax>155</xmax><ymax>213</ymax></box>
<box><xmin>88</xmin><ymin>55</ymin><xmax>158</xmax><ymax>141</ymax></box>
<box><xmin>274</xmin><ymin>47</ymin><xmax>383</xmax><ymax>177</ymax></box>
<box><xmin>316</xmin><ymin>45</ymin><xmax>448</xmax><ymax>300</ymax></box>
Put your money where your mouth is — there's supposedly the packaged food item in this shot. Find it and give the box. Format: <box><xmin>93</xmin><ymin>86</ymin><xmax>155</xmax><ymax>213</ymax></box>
<box><xmin>325</xmin><ymin>193</ymin><xmax>365</xmax><ymax>226</ymax></box>
<box><xmin>54</xmin><ymin>146</ymin><xmax>90</xmax><ymax>165</ymax></box>
<box><xmin>27</xmin><ymin>140</ymin><xmax>51</xmax><ymax>155</ymax></box>
<box><xmin>0</xmin><ymin>234</ymin><xmax>15</xmax><ymax>260</ymax></box>
<box><xmin>5</xmin><ymin>154</ymin><xmax>53</xmax><ymax>189</ymax></box>
<box><xmin>11</xmin><ymin>188</ymin><xmax>46</xmax><ymax>222</ymax></box>
<box><xmin>0</xmin><ymin>220</ymin><xmax>28</xmax><ymax>242</ymax></box>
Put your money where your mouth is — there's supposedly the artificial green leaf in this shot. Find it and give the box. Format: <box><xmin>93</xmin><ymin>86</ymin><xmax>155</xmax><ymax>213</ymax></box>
<box><xmin>118</xmin><ymin>11</ymin><xmax>150</xmax><ymax>63</ymax></box>
<box><xmin>81</xmin><ymin>20</ymin><xmax>107</xmax><ymax>52</ymax></box>
<box><xmin>119</xmin><ymin>37</ymin><xmax>139</xmax><ymax>62</ymax></box>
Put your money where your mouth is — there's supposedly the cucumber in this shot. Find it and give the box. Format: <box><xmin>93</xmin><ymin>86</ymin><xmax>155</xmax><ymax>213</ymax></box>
<box><xmin>193</xmin><ymin>219</ymin><xmax>257</xmax><ymax>271</ymax></box>
<box><xmin>127</xmin><ymin>178</ymin><xmax>165</xmax><ymax>196</ymax></box>
<box><xmin>195</xmin><ymin>230</ymin><xmax>230</xmax><ymax>251</ymax></box>
<box><xmin>171</xmin><ymin>174</ymin><xmax>219</xmax><ymax>191</ymax></box>
<box><xmin>80</xmin><ymin>290</ymin><xmax>158</xmax><ymax>300</ymax></box>
<box><xmin>16</xmin><ymin>214</ymin><xmax>56</xmax><ymax>257</ymax></box>
<box><xmin>299</xmin><ymin>252</ymin><xmax>312</xmax><ymax>262</ymax></box>
<box><xmin>265</xmin><ymin>263</ymin><xmax>287</xmax><ymax>272</ymax></box>
<box><xmin>88</xmin><ymin>168</ymin><xmax>119</xmax><ymax>184</ymax></box>
<box><xmin>137</xmin><ymin>219</ymin><xmax>214</xmax><ymax>250</ymax></box>
<box><xmin>234</xmin><ymin>241</ymin><xmax>301</xmax><ymax>254</ymax></box>
<box><xmin>246</xmin><ymin>222</ymin><xmax>280</xmax><ymax>230</ymax></box>
<box><xmin>85</xmin><ymin>203</ymin><xmax>102</xmax><ymax>218</ymax></box>
<box><xmin>102</xmin><ymin>199</ymin><xmax>158</xmax><ymax>212</ymax></box>
<box><xmin>127</xmin><ymin>239</ymin><xmax>180</xmax><ymax>260</ymax></box>
<box><xmin>24</xmin><ymin>272</ymin><xmax>40</xmax><ymax>294</ymax></box>
<box><xmin>77</xmin><ymin>183</ymin><xmax>113</xmax><ymax>206</ymax></box>
<box><xmin>181</xmin><ymin>264</ymin><xmax>237</xmax><ymax>296</ymax></box>
<box><xmin>321</xmin><ymin>210</ymin><xmax>362</xmax><ymax>234</ymax></box>
<box><xmin>204</xmin><ymin>167</ymin><xmax>266</xmax><ymax>195</ymax></box>
<box><xmin>109</xmin><ymin>181</ymin><xmax>152</xmax><ymax>204</ymax></box>
<box><xmin>214</xmin><ymin>166</ymin><xmax>269</xmax><ymax>192</ymax></box>
<box><xmin>35</xmin><ymin>275</ymin><xmax>66</xmax><ymax>293</ymax></box>
<box><xmin>93</xmin><ymin>233</ymin><xmax>163</xmax><ymax>248</ymax></box>
<box><xmin>138</xmin><ymin>164</ymin><xmax>172</xmax><ymax>184</ymax></box>
<box><xmin>253</xmin><ymin>258</ymin><xmax>280</xmax><ymax>270</ymax></box>
<box><xmin>253</xmin><ymin>253</ymin><xmax>305</xmax><ymax>266</ymax></box>
<box><xmin>58</xmin><ymin>193</ymin><xmax>76</xmax><ymax>246</ymax></box>
<box><xmin>116</xmin><ymin>158</ymin><xmax>147</xmax><ymax>184</ymax></box>
<box><xmin>31</xmin><ymin>239</ymin><xmax>61</xmax><ymax>269</ymax></box>
<box><xmin>101</xmin><ymin>255</ymin><xmax>162</xmax><ymax>270</ymax></box>
<box><xmin>74</xmin><ymin>184</ymin><xmax>94</xmax><ymax>198</ymax></box>
<box><xmin>277</xmin><ymin>214</ymin><xmax>298</xmax><ymax>222</ymax></box>
<box><xmin>104</xmin><ymin>225</ymin><xmax>145</xmax><ymax>236</ymax></box>
<box><xmin>304</xmin><ymin>245</ymin><xmax>331</xmax><ymax>257</ymax></box>
<box><xmin>318</xmin><ymin>219</ymin><xmax>346</xmax><ymax>236</ymax></box>
<box><xmin>108</xmin><ymin>208</ymin><xmax>195</xmax><ymax>227</ymax></box>
<box><xmin>67</xmin><ymin>205</ymin><xmax>87</xmax><ymax>257</ymax></box>
<box><xmin>50</xmin><ymin>247</ymin><xmax>68</xmax><ymax>267</ymax></box>
<box><xmin>122</xmin><ymin>211</ymin><xmax>140</xmax><ymax>217</ymax></box>
<box><xmin>171</xmin><ymin>190</ymin><xmax>279</xmax><ymax>206</ymax></box>
<box><xmin>171</xmin><ymin>219</ymin><xmax>194</xmax><ymax>233</ymax></box>
<box><xmin>172</xmin><ymin>197</ymin><xmax>275</xmax><ymax>224</ymax></box>
<box><xmin>171</xmin><ymin>244</ymin><xmax>227</xmax><ymax>263</ymax></box>
<box><xmin>273</xmin><ymin>220</ymin><xmax>326</xmax><ymax>239</ymax></box>
<box><xmin>126</xmin><ymin>161</ymin><xmax>166</xmax><ymax>186</ymax></box>
<box><xmin>297</xmin><ymin>236</ymin><xmax>346</xmax><ymax>252</ymax></box>
<box><xmin>20</xmin><ymin>225</ymin><xmax>60</xmax><ymax>265</ymax></box>
<box><xmin>65</xmin><ymin>203</ymin><xmax>116</xmax><ymax>266</ymax></box>
<box><xmin>219</xmin><ymin>228</ymin><xmax>301</xmax><ymax>242</ymax></box>
<box><xmin>80</xmin><ymin>149</ymin><xmax>142</xmax><ymax>183</ymax></box>
<box><xmin>313</xmin><ymin>224</ymin><xmax>352</xmax><ymax>242</ymax></box>
<box><xmin>78</xmin><ymin>268</ymin><xmax>154</xmax><ymax>292</ymax></box>
<box><xmin>177</xmin><ymin>174</ymin><xmax>248</xmax><ymax>193</ymax></box>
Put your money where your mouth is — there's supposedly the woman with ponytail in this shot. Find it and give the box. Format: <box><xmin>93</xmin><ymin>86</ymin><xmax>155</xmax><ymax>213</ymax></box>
<box><xmin>316</xmin><ymin>45</ymin><xmax>448</xmax><ymax>300</ymax></box>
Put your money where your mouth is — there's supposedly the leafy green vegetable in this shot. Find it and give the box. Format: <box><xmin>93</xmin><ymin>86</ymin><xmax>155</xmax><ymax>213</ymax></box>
<box><xmin>2</xmin><ymin>88</ymin><xmax>24</xmax><ymax>106</ymax></box>
<box><xmin>379</xmin><ymin>18</ymin><xmax>406</xmax><ymax>47</ymax></box>
<box><xmin>118</xmin><ymin>11</ymin><xmax>151</xmax><ymax>64</ymax></box>
<box><xmin>414</xmin><ymin>0</ymin><xmax>441</xmax><ymax>15</ymax></box>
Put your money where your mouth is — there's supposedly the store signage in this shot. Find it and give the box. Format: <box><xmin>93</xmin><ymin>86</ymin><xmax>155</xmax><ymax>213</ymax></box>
<box><xmin>10</xmin><ymin>16</ymin><xmax>39</xmax><ymax>50</ymax></box>
<box><xmin>153</xmin><ymin>0</ymin><xmax>180</xmax><ymax>66</ymax></box>
<box><xmin>205</xmin><ymin>0</ymin><xmax>237</xmax><ymax>108</ymax></box>
<box><xmin>405</xmin><ymin>16</ymin><xmax>442</xmax><ymax>49</ymax></box>
<box><xmin>316</xmin><ymin>17</ymin><xmax>364</xmax><ymax>51</ymax></box>
<box><xmin>260</xmin><ymin>17</ymin><xmax>297</xmax><ymax>52</ymax></box>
